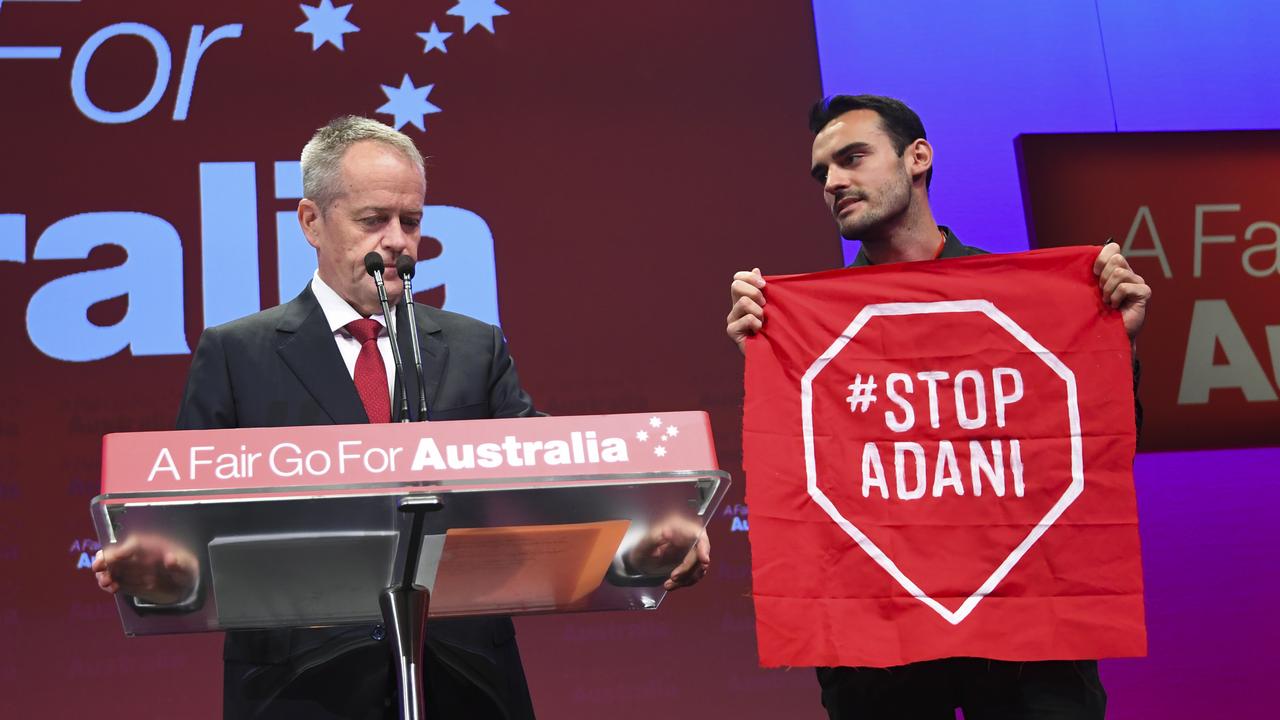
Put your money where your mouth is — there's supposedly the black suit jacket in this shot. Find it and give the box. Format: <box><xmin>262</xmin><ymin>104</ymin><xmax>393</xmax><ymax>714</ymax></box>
<box><xmin>177</xmin><ymin>285</ymin><xmax>538</xmax><ymax>719</ymax></box>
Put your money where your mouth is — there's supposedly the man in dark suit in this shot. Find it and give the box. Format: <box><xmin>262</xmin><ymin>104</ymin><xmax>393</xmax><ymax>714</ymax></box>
<box><xmin>96</xmin><ymin>116</ymin><xmax>541</xmax><ymax>719</ymax></box>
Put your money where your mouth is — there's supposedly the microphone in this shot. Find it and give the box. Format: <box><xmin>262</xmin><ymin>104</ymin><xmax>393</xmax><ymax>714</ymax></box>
<box><xmin>395</xmin><ymin>254</ymin><xmax>430</xmax><ymax>421</ymax></box>
<box><xmin>363</xmin><ymin>252</ymin><xmax>411</xmax><ymax>423</ymax></box>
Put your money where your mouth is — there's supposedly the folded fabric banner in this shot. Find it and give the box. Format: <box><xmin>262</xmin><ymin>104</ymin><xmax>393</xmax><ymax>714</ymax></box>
<box><xmin>743</xmin><ymin>246</ymin><xmax>1145</xmax><ymax>668</ymax></box>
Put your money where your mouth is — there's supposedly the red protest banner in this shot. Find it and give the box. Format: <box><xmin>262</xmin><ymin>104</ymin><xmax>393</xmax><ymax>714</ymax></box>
<box><xmin>743</xmin><ymin>246</ymin><xmax>1145</xmax><ymax>668</ymax></box>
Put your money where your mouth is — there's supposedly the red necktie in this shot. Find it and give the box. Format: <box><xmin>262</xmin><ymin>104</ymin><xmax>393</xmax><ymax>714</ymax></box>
<box><xmin>345</xmin><ymin>318</ymin><xmax>391</xmax><ymax>423</ymax></box>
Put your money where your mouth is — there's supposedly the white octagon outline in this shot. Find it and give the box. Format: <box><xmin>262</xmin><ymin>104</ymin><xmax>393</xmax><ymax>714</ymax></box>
<box><xmin>801</xmin><ymin>300</ymin><xmax>1083</xmax><ymax>625</ymax></box>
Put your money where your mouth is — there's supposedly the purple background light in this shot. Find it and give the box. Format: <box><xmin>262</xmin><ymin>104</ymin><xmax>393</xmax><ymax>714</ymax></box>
<box><xmin>810</xmin><ymin>1</ymin><xmax>1280</xmax><ymax>715</ymax></box>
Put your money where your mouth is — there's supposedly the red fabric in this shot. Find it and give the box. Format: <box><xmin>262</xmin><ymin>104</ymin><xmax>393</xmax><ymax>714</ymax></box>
<box><xmin>743</xmin><ymin>246</ymin><xmax>1145</xmax><ymax>668</ymax></box>
<box><xmin>346</xmin><ymin>318</ymin><xmax>390</xmax><ymax>424</ymax></box>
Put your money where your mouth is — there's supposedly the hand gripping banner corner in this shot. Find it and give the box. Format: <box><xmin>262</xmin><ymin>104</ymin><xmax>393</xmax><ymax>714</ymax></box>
<box><xmin>743</xmin><ymin>246</ymin><xmax>1146</xmax><ymax>668</ymax></box>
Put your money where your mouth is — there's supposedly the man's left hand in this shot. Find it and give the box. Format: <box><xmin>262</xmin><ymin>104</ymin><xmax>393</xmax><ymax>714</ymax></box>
<box><xmin>1094</xmin><ymin>244</ymin><xmax>1151</xmax><ymax>341</ymax></box>
<box><xmin>626</xmin><ymin>517</ymin><xmax>712</xmax><ymax>591</ymax></box>
<box><xmin>664</xmin><ymin>530</ymin><xmax>710</xmax><ymax>592</ymax></box>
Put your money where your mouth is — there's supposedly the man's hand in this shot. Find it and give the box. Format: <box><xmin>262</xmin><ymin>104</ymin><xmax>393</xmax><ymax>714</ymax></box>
<box><xmin>626</xmin><ymin>517</ymin><xmax>711</xmax><ymax>591</ymax></box>
<box><xmin>664</xmin><ymin>530</ymin><xmax>710</xmax><ymax>591</ymax></box>
<box><xmin>1094</xmin><ymin>244</ymin><xmax>1151</xmax><ymax>341</ymax></box>
<box><xmin>727</xmin><ymin>268</ymin><xmax>767</xmax><ymax>354</ymax></box>
<box><xmin>92</xmin><ymin>535</ymin><xmax>199</xmax><ymax>606</ymax></box>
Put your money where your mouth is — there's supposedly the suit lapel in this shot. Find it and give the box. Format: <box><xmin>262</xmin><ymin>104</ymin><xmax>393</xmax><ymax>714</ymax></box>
<box><xmin>416</xmin><ymin>305</ymin><xmax>448</xmax><ymax>420</ymax></box>
<box><xmin>276</xmin><ymin>286</ymin><xmax>369</xmax><ymax>425</ymax></box>
<box><xmin>394</xmin><ymin>301</ymin><xmax>448</xmax><ymax>421</ymax></box>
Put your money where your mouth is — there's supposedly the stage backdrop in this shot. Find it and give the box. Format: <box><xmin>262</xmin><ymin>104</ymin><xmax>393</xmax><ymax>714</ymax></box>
<box><xmin>2</xmin><ymin>1</ymin><xmax>1277</xmax><ymax>718</ymax></box>
<box><xmin>813</xmin><ymin>1</ymin><xmax>1280</xmax><ymax>718</ymax></box>
<box><xmin>0</xmin><ymin>1</ymin><xmax>836</xmax><ymax>717</ymax></box>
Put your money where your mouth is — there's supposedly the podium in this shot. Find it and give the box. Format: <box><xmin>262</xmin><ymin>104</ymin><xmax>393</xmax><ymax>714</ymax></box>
<box><xmin>91</xmin><ymin>411</ymin><xmax>729</xmax><ymax>719</ymax></box>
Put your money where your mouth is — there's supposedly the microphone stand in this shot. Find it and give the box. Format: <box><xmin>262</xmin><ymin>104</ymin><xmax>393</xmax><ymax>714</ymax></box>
<box><xmin>365</xmin><ymin>253</ymin><xmax>412</xmax><ymax>423</ymax></box>
<box><xmin>396</xmin><ymin>255</ymin><xmax>431</xmax><ymax>421</ymax></box>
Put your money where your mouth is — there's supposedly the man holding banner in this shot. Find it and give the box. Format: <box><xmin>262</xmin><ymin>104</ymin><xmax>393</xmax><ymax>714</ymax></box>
<box><xmin>726</xmin><ymin>95</ymin><xmax>1151</xmax><ymax>719</ymax></box>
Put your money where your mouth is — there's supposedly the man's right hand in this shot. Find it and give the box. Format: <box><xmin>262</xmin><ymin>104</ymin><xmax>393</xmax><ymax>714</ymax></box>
<box><xmin>726</xmin><ymin>268</ymin><xmax>766</xmax><ymax>355</ymax></box>
<box><xmin>93</xmin><ymin>534</ymin><xmax>199</xmax><ymax>606</ymax></box>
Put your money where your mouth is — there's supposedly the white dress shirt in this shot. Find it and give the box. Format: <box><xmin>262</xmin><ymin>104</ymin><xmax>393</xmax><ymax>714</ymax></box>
<box><xmin>309</xmin><ymin>270</ymin><xmax>398</xmax><ymax>403</ymax></box>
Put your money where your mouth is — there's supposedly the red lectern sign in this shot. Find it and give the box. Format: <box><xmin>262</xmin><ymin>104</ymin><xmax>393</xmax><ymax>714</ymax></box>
<box><xmin>743</xmin><ymin>247</ymin><xmax>1145</xmax><ymax>668</ymax></box>
<box><xmin>101</xmin><ymin>411</ymin><xmax>716</xmax><ymax>496</ymax></box>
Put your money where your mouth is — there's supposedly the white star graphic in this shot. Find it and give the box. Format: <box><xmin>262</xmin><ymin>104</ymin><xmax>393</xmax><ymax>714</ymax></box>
<box><xmin>447</xmin><ymin>0</ymin><xmax>509</xmax><ymax>34</ymax></box>
<box><xmin>648</xmin><ymin>416</ymin><xmax>662</xmax><ymax>428</ymax></box>
<box><xmin>375</xmin><ymin>75</ymin><xmax>442</xmax><ymax>132</ymax></box>
<box><xmin>666</xmin><ymin>425</ymin><xmax>679</xmax><ymax>437</ymax></box>
<box><xmin>654</xmin><ymin>446</ymin><xmax>667</xmax><ymax>457</ymax></box>
<box><xmin>660</xmin><ymin>434</ymin><xmax>668</xmax><ymax>441</ymax></box>
<box><xmin>416</xmin><ymin>22</ymin><xmax>452</xmax><ymax>54</ymax></box>
<box><xmin>635</xmin><ymin>430</ymin><xmax>649</xmax><ymax>442</ymax></box>
<box><xmin>296</xmin><ymin>0</ymin><xmax>360</xmax><ymax>51</ymax></box>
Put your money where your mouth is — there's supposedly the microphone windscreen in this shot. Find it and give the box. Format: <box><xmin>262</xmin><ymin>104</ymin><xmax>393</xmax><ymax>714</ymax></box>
<box><xmin>363</xmin><ymin>252</ymin><xmax>385</xmax><ymax>276</ymax></box>
<box><xmin>395</xmin><ymin>254</ymin><xmax>416</xmax><ymax>279</ymax></box>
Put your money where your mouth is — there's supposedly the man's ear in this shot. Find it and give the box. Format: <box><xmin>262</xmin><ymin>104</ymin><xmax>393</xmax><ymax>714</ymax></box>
<box><xmin>908</xmin><ymin>138</ymin><xmax>933</xmax><ymax>186</ymax></box>
<box><xmin>297</xmin><ymin>199</ymin><xmax>323</xmax><ymax>250</ymax></box>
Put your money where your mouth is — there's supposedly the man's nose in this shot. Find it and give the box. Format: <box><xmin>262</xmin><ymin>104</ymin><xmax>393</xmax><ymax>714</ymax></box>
<box><xmin>824</xmin><ymin>166</ymin><xmax>851</xmax><ymax>197</ymax></box>
<box><xmin>382</xmin><ymin>221</ymin><xmax>411</xmax><ymax>251</ymax></box>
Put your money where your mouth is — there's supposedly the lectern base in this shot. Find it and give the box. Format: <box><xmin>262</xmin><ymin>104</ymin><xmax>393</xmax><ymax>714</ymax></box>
<box><xmin>381</xmin><ymin>585</ymin><xmax>431</xmax><ymax>720</ymax></box>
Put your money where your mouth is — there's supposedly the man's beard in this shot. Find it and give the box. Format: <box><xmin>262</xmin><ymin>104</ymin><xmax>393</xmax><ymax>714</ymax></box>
<box><xmin>837</xmin><ymin>169</ymin><xmax>913</xmax><ymax>241</ymax></box>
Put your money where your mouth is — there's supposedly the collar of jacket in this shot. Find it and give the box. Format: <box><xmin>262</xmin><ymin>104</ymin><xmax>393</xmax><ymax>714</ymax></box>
<box><xmin>848</xmin><ymin>225</ymin><xmax>965</xmax><ymax>267</ymax></box>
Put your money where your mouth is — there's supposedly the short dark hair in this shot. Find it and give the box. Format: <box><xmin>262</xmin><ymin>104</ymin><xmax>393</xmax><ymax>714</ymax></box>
<box><xmin>808</xmin><ymin>94</ymin><xmax>932</xmax><ymax>188</ymax></box>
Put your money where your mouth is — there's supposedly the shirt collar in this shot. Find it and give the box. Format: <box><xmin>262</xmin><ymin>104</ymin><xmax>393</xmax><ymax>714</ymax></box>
<box><xmin>850</xmin><ymin>225</ymin><xmax>964</xmax><ymax>267</ymax></box>
<box><xmin>310</xmin><ymin>271</ymin><xmax>389</xmax><ymax>334</ymax></box>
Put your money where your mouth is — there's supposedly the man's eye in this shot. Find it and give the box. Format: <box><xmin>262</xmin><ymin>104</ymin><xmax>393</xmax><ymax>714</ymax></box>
<box><xmin>361</xmin><ymin>216</ymin><xmax>384</xmax><ymax>226</ymax></box>
<box><xmin>401</xmin><ymin>218</ymin><xmax>421</xmax><ymax>230</ymax></box>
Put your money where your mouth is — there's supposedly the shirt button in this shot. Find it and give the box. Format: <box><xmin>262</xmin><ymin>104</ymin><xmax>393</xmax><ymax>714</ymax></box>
<box><xmin>371</xmin><ymin>624</ymin><xmax>385</xmax><ymax>640</ymax></box>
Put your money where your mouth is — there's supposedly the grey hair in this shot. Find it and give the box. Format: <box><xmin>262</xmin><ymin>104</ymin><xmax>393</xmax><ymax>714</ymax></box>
<box><xmin>300</xmin><ymin>116</ymin><xmax>425</xmax><ymax>209</ymax></box>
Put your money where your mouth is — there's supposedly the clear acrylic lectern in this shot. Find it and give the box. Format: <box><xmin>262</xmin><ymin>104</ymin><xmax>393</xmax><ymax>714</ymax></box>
<box><xmin>91</xmin><ymin>411</ymin><xmax>729</xmax><ymax>719</ymax></box>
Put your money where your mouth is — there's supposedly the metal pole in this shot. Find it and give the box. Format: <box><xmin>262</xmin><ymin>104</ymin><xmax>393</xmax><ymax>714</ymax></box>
<box><xmin>383</xmin><ymin>495</ymin><xmax>442</xmax><ymax>720</ymax></box>
<box><xmin>380</xmin><ymin>584</ymin><xmax>430</xmax><ymax>719</ymax></box>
